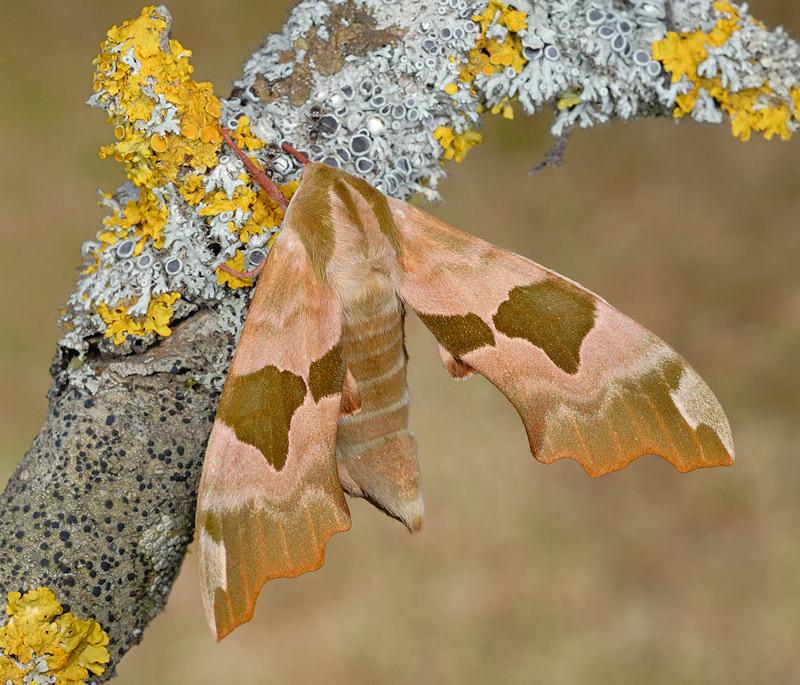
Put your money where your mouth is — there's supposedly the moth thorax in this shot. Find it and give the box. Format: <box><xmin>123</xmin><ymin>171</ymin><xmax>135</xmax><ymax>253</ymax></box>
<box><xmin>339</xmin><ymin>268</ymin><xmax>399</xmax><ymax>325</ymax></box>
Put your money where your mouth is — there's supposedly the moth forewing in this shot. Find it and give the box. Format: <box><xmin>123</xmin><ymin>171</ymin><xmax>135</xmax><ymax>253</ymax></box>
<box><xmin>196</xmin><ymin>225</ymin><xmax>351</xmax><ymax>641</ymax></box>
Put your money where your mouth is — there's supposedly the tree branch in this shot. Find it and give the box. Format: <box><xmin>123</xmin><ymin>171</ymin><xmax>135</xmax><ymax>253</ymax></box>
<box><xmin>1</xmin><ymin>0</ymin><xmax>798</xmax><ymax>681</ymax></box>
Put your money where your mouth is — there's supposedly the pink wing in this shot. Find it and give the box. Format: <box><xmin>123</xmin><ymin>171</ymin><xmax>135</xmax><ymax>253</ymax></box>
<box><xmin>390</xmin><ymin>199</ymin><xmax>734</xmax><ymax>477</ymax></box>
<box><xmin>196</xmin><ymin>227</ymin><xmax>351</xmax><ymax>640</ymax></box>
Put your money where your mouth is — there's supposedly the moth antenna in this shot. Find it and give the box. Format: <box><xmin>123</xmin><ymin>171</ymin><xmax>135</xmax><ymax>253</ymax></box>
<box><xmin>218</xmin><ymin>259</ymin><xmax>265</xmax><ymax>280</ymax></box>
<box><xmin>281</xmin><ymin>143</ymin><xmax>311</xmax><ymax>165</ymax></box>
<box><xmin>220</xmin><ymin>127</ymin><xmax>289</xmax><ymax>210</ymax></box>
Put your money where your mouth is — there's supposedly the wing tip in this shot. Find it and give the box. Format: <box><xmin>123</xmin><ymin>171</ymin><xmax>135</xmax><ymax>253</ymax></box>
<box><xmin>201</xmin><ymin>508</ymin><xmax>351</xmax><ymax>641</ymax></box>
<box><xmin>209</xmin><ymin>599</ymin><xmax>258</xmax><ymax>641</ymax></box>
<box><xmin>525</xmin><ymin>395</ymin><xmax>735</xmax><ymax>478</ymax></box>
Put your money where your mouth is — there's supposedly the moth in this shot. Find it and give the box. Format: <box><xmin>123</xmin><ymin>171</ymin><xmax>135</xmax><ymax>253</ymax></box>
<box><xmin>196</xmin><ymin>129</ymin><xmax>734</xmax><ymax>640</ymax></box>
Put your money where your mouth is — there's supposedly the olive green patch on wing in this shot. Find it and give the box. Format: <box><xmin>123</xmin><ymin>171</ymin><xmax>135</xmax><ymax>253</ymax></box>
<box><xmin>695</xmin><ymin>424</ymin><xmax>730</xmax><ymax>461</ymax></box>
<box><xmin>332</xmin><ymin>179</ymin><xmax>367</xmax><ymax>238</ymax></box>
<box><xmin>660</xmin><ymin>355</ymin><xmax>684</xmax><ymax>388</ymax></box>
<box><xmin>628</xmin><ymin>358</ymin><xmax>732</xmax><ymax>468</ymax></box>
<box><xmin>308</xmin><ymin>343</ymin><xmax>345</xmax><ymax>402</ymax></box>
<box><xmin>416</xmin><ymin>311</ymin><xmax>495</xmax><ymax>358</ymax></box>
<box><xmin>493</xmin><ymin>279</ymin><xmax>597</xmax><ymax>375</ymax></box>
<box><xmin>216</xmin><ymin>366</ymin><xmax>306</xmax><ymax>471</ymax></box>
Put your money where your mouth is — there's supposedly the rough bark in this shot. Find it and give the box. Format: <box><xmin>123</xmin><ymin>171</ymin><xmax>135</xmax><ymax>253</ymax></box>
<box><xmin>1</xmin><ymin>0</ymin><xmax>798</xmax><ymax>680</ymax></box>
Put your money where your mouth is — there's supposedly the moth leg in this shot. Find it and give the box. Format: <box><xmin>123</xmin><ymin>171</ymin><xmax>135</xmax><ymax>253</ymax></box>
<box><xmin>220</xmin><ymin>127</ymin><xmax>289</xmax><ymax>209</ymax></box>
<box><xmin>219</xmin><ymin>126</ymin><xmax>287</xmax><ymax>279</ymax></box>
<box><xmin>281</xmin><ymin>143</ymin><xmax>311</xmax><ymax>165</ymax></box>
<box><xmin>218</xmin><ymin>260</ymin><xmax>265</xmax><ymax>280</ymax></box>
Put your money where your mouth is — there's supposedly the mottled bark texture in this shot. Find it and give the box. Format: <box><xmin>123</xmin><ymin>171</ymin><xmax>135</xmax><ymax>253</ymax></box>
<box><xmin>0</xmin><ymin>312</ymin><xmax>232</xmax><ymax>679</ymax></box>
<box><xmin>2</xmin><ymin>0</ymin><xmax>799</xmax><ymax>680</ymax></box>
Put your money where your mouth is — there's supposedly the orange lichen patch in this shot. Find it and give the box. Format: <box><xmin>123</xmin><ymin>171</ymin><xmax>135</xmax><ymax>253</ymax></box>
<box><xmin>94</xmin><ymin>6</ymin><xmax>223</xmax><ymax>192</ymax></box>
<box><xmin>91</xmin><ymin>4</ymin><xmax>223</xmax><ymax>254</ymax></box>
<box><xmin>198</xmin><ymin>190</ymin><xmax>238</xmax><ymax>218</ymax></box>
<box><xmin>433</xmin><ymin>126</ymin><xmax>483</xmax><ymax>162</ymax></box>
<box><xmin>211</xmin><ymin>175</ymin><xmax>298</xmax><ymax>289</ymax></box>
<box><xmin>653</xmin><ymin>1</ymin><xmax>799</xmax><ymax>141</ymax></box>
<box><xmin>228</xmin><ymin>116</ymin><xmax>267</xmax><ymax>151</ymax></box>
<box><xmin>178</xmin><ymin>174</ymin><xmax>207</xmax><ymax>205</ymax></box>
<box><xmin>459</xmin><ymin>0</ymin><xmax>528</xmax><ymax>84</ymax></box>
<box><xmin>0</xmin><ymin>587</ymin><xmax>110</xmax><ymax>684</ymax></box>
<box><xmin>87</xmin><ymin>6</ymin><xmax>231</xmax><ymax>342</ymax></box>
<box><xmin>198</xmin><ymin>172</ymin><xmax>295</xmax><ymax>243</ymax></box>
<box><xmin>557</xmin><ymin>90</ymin><xmax>583</xmax><ymax>111</ymax></box>
<box><xmin>437</xmin><ymin>0</ymin><xmax>527</xmax><ymax>141</ymax></box>
<box><xmin>490</xmin><ymin>96</ymin><xmax>516</xmax><ymax>118</ymax></box>
<box><xmin>95</xmin><ymin>292</ymin><xmax>182</xmax><ymax>344</ymax></box>
<box><xmin>97</xmin><ymin>190</ymin><xmax>169</xmax><ymax>252</ymax></box>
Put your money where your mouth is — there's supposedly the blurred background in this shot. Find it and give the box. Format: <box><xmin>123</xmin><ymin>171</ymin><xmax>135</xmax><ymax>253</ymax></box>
<box><xmin>2</xmin><ymin>2</ymin><xmax>800</xmax><ymax>683</ymax></box>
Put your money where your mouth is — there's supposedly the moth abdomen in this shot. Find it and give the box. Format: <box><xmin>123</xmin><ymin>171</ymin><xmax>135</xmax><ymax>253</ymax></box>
<box><xmin>335</xmin><ymin>303</ymin><xmax>423</xmax><ymax>532</ymax></box>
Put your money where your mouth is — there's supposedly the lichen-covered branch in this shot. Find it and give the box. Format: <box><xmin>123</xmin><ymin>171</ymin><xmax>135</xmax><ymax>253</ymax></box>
<box><xmin>1</xmin><ymin>0</ymin><xmax>798</xmax><ymax>681</ymax></box>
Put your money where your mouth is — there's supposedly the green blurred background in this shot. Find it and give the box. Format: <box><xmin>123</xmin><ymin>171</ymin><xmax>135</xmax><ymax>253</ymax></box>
<box><xmin>2</xmin><ymin>2</ymin><xmax>800</xmax><ymax>683</ymax></box>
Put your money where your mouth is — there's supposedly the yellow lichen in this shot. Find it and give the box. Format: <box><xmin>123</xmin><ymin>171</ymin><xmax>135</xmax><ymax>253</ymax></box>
<box><xmin>460</xmin><ymin>0</ymin><xmax>529</xmax><ymax>84</ymax></box>
<box><xmin>433</xmin><ymin>126</ymin><xmax>483</xmax><ymax>162</ymax></box>
<box><xmin>197</xmin><ymin>189</ymin><xmax>238</xmax><ymax>218</ymax></box>
<box><xmin>200</xmin><ymin>164</ymin><xmax>296</xmax><ymax>241</ymax></box>
<box><xmin>94</xmin><ymin>6</ymin><xmax>223</xmax><ymax>192</ymax></box>
<box><xmin>490</xmin><ymin>96</ymin><xmax>516</xmax><ymax>119</ymax></box>
<box><xmin>652</xmin><ymin>1</ymin><xmax>799</xmax><ymax>141</ymax></box>
<box><xmin>557</xmin><ymin>89</ymin><xmax>583</xmax><ymax>110</ymax></box>
<box><xmin>0</xmin><ymin>587</ymin><xmax>110</xmax><ymax>685</ymax></box>
<box><xmin>87</xmin><ymin>13</ymin><xmax>292</xmax><ymax>343</ymax></box>
<box><xmin>178</xmin><ymin>173</ymin><xmax>207</xmax><ymax>205</ymax></box>
<box><xmin>212</xmin><ymin>175</ymin><xmax>297</xmax><ymax>288</ymax></box>
<box><xmin>96</xmin><ymin>292</ymin><xmax>182</xmax><ymax>344</ymax></box>
<box><xmin>93</xmin><ymin>5</ymin><xmax>222</xmax><ymax>239</ymax></box>
<box><xmin>217</xmin><ymin>250</ymin><xmax>254</xmax><ymax>289</ymax></box>
<box><xmin>88</xmin><ymin>7</ymin><xmax>226</xmax><ymax>342</ymax></box>
<box><xmin>228</xmin><ymin>116</ymin><xmax>267</xmax><ymax>151</ymax></box>
<box><xmin>434</xmin><ymin>0</ymin><xmax>527</xmax><ymax>153</ymax></box>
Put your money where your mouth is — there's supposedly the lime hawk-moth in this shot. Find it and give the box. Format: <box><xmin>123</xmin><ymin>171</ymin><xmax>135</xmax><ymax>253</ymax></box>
<box><xmin>196</xmin><ymin>130</ymin><xmax>734</xmax><ymax>640</ymax></box>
